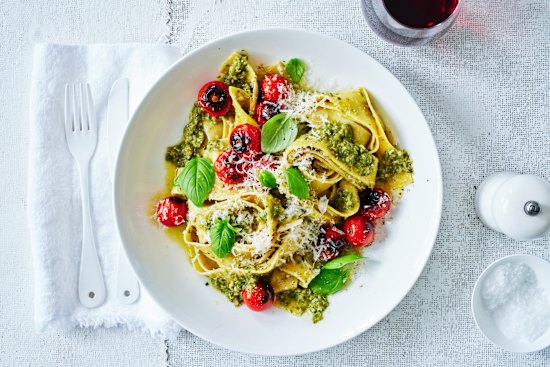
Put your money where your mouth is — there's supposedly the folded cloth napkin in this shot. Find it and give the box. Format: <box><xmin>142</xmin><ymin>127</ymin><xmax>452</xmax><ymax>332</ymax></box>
<box><xmin>28</xmin><ymin>43</ymin><xmax>183</xmax><ymax>339</ymax></box>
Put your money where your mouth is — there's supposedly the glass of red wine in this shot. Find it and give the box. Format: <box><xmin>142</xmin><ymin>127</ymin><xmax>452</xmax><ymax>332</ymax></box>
<box><xmin>361</xmin><ymin>0</ymin><xmax>462</xmax><ymax>46</ymax></box>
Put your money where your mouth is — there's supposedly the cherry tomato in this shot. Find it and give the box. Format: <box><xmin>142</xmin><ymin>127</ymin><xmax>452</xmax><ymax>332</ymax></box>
<box><xmin>359</xmin><ymin>188</ymin><xmax>391</xmax><ymax>221</ymax></box>
<box><xmin>260</xmin><ymin>74</ymin><xmax>289</xmax><ymax>102</ymax></box>
<box><xmin>242</xmin><ymin>281</ymin><xmax>274</xmax><ymax>312</ymax></box>
<box><xmin>255</xmin><ymin>101</ymin><xmax>281</xmax><ymax>126</ymax></box>
<box><xmin>156</xmin><ymin>196</ymin><xmax>187</xmax><ymax>227</ymax></box>
<box><xmin>197</xmin><ymin>81</ymin><xmax>232</xmax><ymax>117</ymax></box>
<box><xmin>343</xmin><ymin>214</ymin><xmax>375</xmax><ymax>247</ymax></box>
<box><xmin>214</xmin><ymin>149</ymin><xmax>248</xmax><ymax>184</ymax></box>
<box><xmin>230</xmin><ymin>124</ymin><xmax>261</xmax><ymax>156</ymax></box>
<box><xmin>317</xmin><ymin>225</ymin><xmax>346</xmax><ymax>261</ymax></box>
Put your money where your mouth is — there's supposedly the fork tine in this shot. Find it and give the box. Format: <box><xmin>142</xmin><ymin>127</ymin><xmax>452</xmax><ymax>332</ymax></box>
<box><xmin>64</xmin><ymin>84</ymin><xmax>74</xmax><ymax>133</ymax></box>
<box><xmin>85</xmin><ymin>83</ymin><xmax>95</xmax><ymax>131</ymax></box>
<box><xmin>72</xmin><ymin>84</ymin><xmax>80</xmax><ymax>131</ymax></box>
<box><xmin>79</xmin><ymin>83</ymin><xmax>88</xmax><ymax>131</ymax></box>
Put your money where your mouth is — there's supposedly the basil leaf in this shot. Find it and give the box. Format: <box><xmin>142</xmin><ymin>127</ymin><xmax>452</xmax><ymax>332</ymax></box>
<box><xmin>309</xmin><ymin>269</ymin><xmax>346</xmax><ymax>295</ymax></box>
<box><xmin>261</xmin><ymin>114</ymin><xmax>298</xmax><ymax>153</ymax></box>
<box><xmin>210</xmin><ymin>219</ymin><xmax>236</xmax><ymax>258</ymax></box>
<box><xmin>286</xmin><ymin>58</ymin><xmax>305</xmax><ymax>84</ymax></box>
<box><xmin>285</xmin><ymin>167</ymin><xmax>309</xmax><ymax>199</ymax></box>
<box><xmin>174</xmin><ymin>157</ymin><xmax>214</xmax><ymax>207</ymax></box>
<box><xmin>323</xmin><ymin>254</ymin><xmax>364</xmax><ymax>270</ymax></box>
<box><xmin>257</xmin><ymin>170</ymin><xmax>278</xmax><ymax>189</ymax></box>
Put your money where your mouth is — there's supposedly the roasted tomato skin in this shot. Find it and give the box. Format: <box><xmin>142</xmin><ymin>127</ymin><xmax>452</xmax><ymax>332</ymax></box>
<box><xmin>230</xmin><ymin>124</ymin><xmax>261</xmax><ymax>156</ymax></box>
<box><xmin>197</xmin><ymin>81</ymin><xmax>232</xmax><ymax>117</ymax></box>
<box><xmin>260</xmin><ymin>74</ymin><xmax>289</xmax><ymax>102</ymax></box>
<box><xmin>343</xmin><ymin>214</ymin><xmax>375</xmax><ymax>247</ymax></box>
<box><xmin>242</xmin><ymin>281</ymin><xmax>275</xmax><ymax>311</ymax></box>
<box><xmin>255</xmin><ymin>101</ymin><xmax>281</xmax><ymax>126</ymax></box>
<box><xmin>317</xmin><ymin>225</ymin><xmax>346</xmax><ymax>261</ymax></box>
<box><xmin>214</xmin><ymin>149</ymin><xmax>248</xmax><ymax>184</ymax></box>
<box><xmin>359</xmin><ymin>188</ymin><xmax>391</xmax><ymax>221</ymax></box>
<box><xmin>156</xmin><ymin>197</ymin><xmax>187</xmax><ymax>227</ymax></box>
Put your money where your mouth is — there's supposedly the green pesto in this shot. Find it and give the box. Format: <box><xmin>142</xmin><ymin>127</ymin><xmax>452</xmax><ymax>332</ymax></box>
<box><xmin>209</xmin><ymin>273</ymin><xmax>257</xmax><ymax>305</ymax></box>
<box><xmin>220</xmin><ymin>53</ymin><xmax>252</xmax><ymax>95</ymax></box>
<box><xmin>277</xmin><ymin>287</ymin><xmax>329</xmax><ymax>323</ymax></box>
<box><xmin>205</xmin><ymin>138</ymin><xmax>225</xmax><ymax>153</ymax></box>
<box><xmin>377</xmin><ymin>149</ymin><xmax>413</xmax><ymax>180</ymax></box>
<box><xmin>310</xmin><ymin>122</ymin><xmax>374</xmax><ymax>176</ymax></box>
<box><xmin>330</xmin><ymin>188</ymin><xmax>355</xmax><ymax>212</ymax></box>
<box><xmin>165</xmin><ymin>104</ymin><xmax>206</xmax><ymax>167</ymax></box>
<box><xmin>208</xmin><ymin>207</ymin><xmax>256</xmax><ymax>232</ymax></box>
<box><xmin>271</xmin><ymin>201</ymin><xmax>285</xmax><ymax>221</ymax></box>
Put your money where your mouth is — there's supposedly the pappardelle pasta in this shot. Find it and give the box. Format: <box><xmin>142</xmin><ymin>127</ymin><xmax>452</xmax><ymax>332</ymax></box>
<box><xmin>155</xmin><ymin>51</ymin><xmax>413</xmax><ymax>322</ymax></box>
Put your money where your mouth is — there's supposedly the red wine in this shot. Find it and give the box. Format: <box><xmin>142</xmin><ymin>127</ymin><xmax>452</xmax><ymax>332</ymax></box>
<box><xmin>361</xmin><ymin>0</ymin><xmax>461</xmax><ymax>46</ymax></box>
<box><xmin>383</xmin><ymin>0</ymin><xmax>459</xmax><ymax>28</ymax></box>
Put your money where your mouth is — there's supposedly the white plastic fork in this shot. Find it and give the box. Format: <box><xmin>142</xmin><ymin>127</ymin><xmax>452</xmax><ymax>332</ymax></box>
<box><xmin>64</xmin><ymin>83</ymin><xmax>106</xmax><ymax>308</ymax></box>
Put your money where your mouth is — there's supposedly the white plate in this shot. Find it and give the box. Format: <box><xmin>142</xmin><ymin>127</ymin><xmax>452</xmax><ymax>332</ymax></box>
<box><xmin>114</xmin><ymin>29</ymin><xmax>442</xmax><ymax>356</ymax></box>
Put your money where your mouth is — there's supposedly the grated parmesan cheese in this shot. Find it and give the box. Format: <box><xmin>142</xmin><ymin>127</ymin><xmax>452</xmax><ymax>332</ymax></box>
<box><xmin>318</xmin><ymin>196</ymin><xmax>329</xmax><ymax>214</ymax></box>
<box><xmin>279</xmin><ymin>85</ymin><xmax>328</xmax><ymax>123</ymax></box>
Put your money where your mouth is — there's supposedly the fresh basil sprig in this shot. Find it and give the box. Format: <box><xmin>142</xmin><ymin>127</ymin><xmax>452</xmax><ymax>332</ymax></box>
<box><xmin>174</xmin><ymin>157</ymin><xmax>215</xmax><ymax>207</ymax></box>
<box><xmin>285</xmin><ymin>167</ymin><xmax>309</xmax><ymax>199</ymax></box>
<box><xmin>286</xmin><ymin>58</ymin><xmax>305</xmax><ymax>84</ymax></box>
<box><xmin>310</xmin><ymin>254</ymin><xmax>365</xmax><ymax>294</ymax></box>
<box><xmin>210</xmin><ymin>219</ymin><xmax>238</xmax><ymax>258</ymax></box>
<box><xmin>257</xmin><ymin>170</ymin><xmax>278</xmax><ymax>189</ymax></box>
<box><xmin>323</xmin><ymin>254</ymin><xmax>363</xmax><ymax>270</ymax></box>
<box><xmin>309</xmin><ymin>269</ymin><xmax>346</xmax><ymax>295</ymax></box>
<box><xmin>261</xmin><ymin>114</ymin><xmax>298</xmax><ymax>153</ymax></box>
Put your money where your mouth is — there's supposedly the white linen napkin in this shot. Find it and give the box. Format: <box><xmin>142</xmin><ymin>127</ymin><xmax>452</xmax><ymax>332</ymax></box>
<box><xmin>28</xmin><ymin>43</ymin><xmax>183</xmax><ymax>339</ymax></box>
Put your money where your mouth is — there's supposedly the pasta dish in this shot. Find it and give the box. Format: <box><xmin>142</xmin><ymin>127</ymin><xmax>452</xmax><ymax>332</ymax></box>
<box><xmin>154</xmin><ymin>51</ymin><xmax>413</xmax><ymax>322</ymax></box>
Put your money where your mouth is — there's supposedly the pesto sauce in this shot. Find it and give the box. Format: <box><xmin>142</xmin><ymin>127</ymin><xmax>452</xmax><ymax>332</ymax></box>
<box><xmin>277</xmin><ymin>287</ymin><xmax>329</xmax><ymax>323</ymax></box>
<box><xmin>165</xmin><ymin>104</ymin><xmax>206</xmax><ymax>167</ymax></box>
<box><xmin>208</xmin><ymin>207</ymin><xmax>256</xmax><ymax>232</ymax></box>
<box><xmin>311</xmin><ymin>122</ymin><xmax>374</xmax><ymax>176</ymax></box>
<box><xmin>220</xmin><ymin>53</ymin><xmax>252</xmax><ymax>95</ymax></box>
<box><xmin>205</xmin><ymin>138</ymin><xmax>225</xmax><ymax>153</ymax></box>
<box><xmin>270</xmin><ymin>196</ymin><xmax>285</xmax><ymax>220</ymax></box>
<box><xmin>377</xmin><ymin>149</ymin><xmax>413</xmax><ymax>180</ymax></box>
<box><xmin>330</xmin><ymin>188</ymin><xmax>354</xmax><ymax>212</ymax></box>
<box><xmin>209</xmin><ymin>273</ymin><xmax>257</xmax><ymax>305</ymax></box>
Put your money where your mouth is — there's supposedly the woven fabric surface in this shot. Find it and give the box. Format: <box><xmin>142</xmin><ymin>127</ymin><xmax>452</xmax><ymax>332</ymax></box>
<box><xmin>1</xmin><ymin>1</ymin><xmax>169</xmax><ymax>366</ymax></box>
<box><xmin>163</xmin><ymin>0</ymin><xmax>550</xmax><ymax>365</ymax></box>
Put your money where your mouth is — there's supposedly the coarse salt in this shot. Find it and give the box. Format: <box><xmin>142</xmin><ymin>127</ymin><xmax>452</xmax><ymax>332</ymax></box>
<box><xmin>481</xmin><ymin>262</ymin><xmax>550</xmax><ymax>343</ymax></box>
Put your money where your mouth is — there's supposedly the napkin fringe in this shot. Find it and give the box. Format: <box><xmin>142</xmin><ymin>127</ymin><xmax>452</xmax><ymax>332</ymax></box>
<box><xmin>38</xmin><ymin>314</ymin><xmax>182</xmax><ymax>340</ymax></box>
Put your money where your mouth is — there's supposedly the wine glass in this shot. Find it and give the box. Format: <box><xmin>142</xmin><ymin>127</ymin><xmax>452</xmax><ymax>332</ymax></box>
<box><xmin>361</xmin><ymin>0</ymin><xmax>463</xmax><ymax>46</ymax></box>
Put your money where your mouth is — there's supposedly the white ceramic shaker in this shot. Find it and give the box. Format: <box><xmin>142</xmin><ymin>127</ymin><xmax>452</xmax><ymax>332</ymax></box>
<box><xmin>475</xmin><ymin>173</ymin><xmax>550</xmax><ymax>240</ymax></box>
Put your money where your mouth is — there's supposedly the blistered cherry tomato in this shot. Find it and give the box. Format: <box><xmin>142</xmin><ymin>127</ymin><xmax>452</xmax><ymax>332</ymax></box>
<box><xmin>242</xmin><ymin>281</ymin><xmax>274</xmax><ymax>312</ymax></box>
<box><xmin>317</xmin><ymin>225</ymin><xmax>346</xmax><ymax>261</ymax></box>
<box><xmin>260</xmin><ymin>74</ymin><xmax>289</xmax><ymax>102</ymax></box>
<box><xmin>214</xmin><ymin>149</ymin><xmax>248</xmax><ymax>184</ymax></box>
<box><xmin>255</xmin><ymin>101</ymin><xmax>281</xmax><ymax>126</ymax></box>
<box><xmin>359</xmin><ymin>188</ymin><xmax>391</xmax><ymax>221</ymax></box>
<box><xmin>230</xmin><ymin>124</ymin><xmax>261</xmax><ymax>156</ymax></box>
<box><xmin>197</xmin><ymin>81</ymin><xmax>232</xmax><ymax>117</ymax></box>
<box><xmin>156</xmin><ymin>197</ymin><xmax>187</xmax><ymax>227</ymax></box>
<box><xmin>343</xmin><ymin>214</ymin><xmax>375</xmax><ymax>247</ymax></box>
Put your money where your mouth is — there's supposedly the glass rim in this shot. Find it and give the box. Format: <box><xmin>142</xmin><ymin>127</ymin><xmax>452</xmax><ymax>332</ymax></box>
<box><xmin>381</xmin><ymin>0</ymin><xmax>463</xmax><ymax>31</ymax></box>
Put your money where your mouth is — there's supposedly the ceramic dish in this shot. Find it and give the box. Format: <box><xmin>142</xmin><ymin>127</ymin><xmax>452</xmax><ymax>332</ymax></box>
<box><xmin>471</xmin><ymin>254</ymin><xmax>550</xmax><ymax>353</ymax></box>
<box><xmin>114</xmin><ymin>29</ymin><xmax>442</xmax><ymax>355</ymax></box>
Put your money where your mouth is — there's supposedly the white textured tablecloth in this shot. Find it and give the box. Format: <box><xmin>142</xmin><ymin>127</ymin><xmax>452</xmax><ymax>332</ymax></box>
<box><xmin>162</xmin><ymin>0</ymin><xmax>550</xmax><ymax>365</ymax></box>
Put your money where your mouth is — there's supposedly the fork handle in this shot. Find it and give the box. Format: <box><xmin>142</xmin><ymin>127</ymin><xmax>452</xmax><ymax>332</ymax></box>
<box><xmin>78</xmin><ymin>160</ymin><xmax>106</xmax><ymax>308</ymax></box>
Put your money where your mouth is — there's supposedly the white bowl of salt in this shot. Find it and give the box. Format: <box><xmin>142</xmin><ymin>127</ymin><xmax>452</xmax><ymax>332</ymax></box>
<box><xmin>472</xmin><ymin>254</ymin><xmax>550</xmax><ymax>352</ymax></box>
